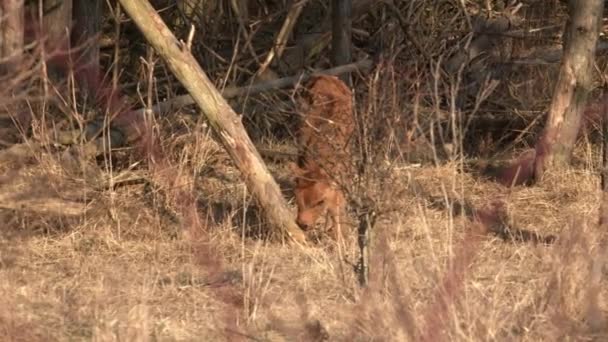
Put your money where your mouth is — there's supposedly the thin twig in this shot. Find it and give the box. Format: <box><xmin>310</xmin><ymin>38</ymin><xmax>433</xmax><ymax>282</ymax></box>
<box><xmin>256</xmin><ymin>0</ymin><xmax>310</xmax><ymax>76</ymax></box>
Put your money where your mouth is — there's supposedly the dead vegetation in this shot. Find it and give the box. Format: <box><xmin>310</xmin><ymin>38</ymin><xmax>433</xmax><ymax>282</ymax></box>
<box><xmin>1</xmin><ymin>0</ymin><xmax>608</xmax><ymax>341</ymax></box>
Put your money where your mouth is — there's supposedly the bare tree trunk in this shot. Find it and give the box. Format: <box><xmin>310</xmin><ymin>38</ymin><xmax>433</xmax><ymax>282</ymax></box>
<box><xmin>592</xmin><ymin>90</ymin><xmax>608</xmax><ymax>331</ymax></box>
<box><xmin>599</xmin><ymin>92</ymin><xmax>608</xmax><ymax>227</ymax></box>
<box><xmin>72</xmin><ymin>0</ymin><xmax>102</xmax><ymax>101</ymax></box>
<box><xmin>331</xmin><ymin>0</ymin><xmax>352</xmax><ymax>85</ymax></box>
<box><xmin>1</xmin><ymin>0</ymin><xmax>24</xmax><ymax>72</ymax></box>
<box><xmin>43</xmin><ymin>0</ymin><xmax>73</xmax><ymax>80</ymax></box>
<box><xmin>43</xmin><ymin>0</ymin><xmax>72</xmax><ymax>45</ymax></box>
<box><xmin>534</xmin><ymin>0</ymin><xmax>604</xmax><ymax>180</ymax></box>
<box><xmin>279</xmin><ymin>0</ymin><xmax>373</xmax><ymax>75</ymax></box>
<box><xmin>592</xmin><ymin>90</ymin><xmax>608</xmax><ymax>330</ymax></box>
<box><xmin>117</xmin><ymin>0</ymin><xmax>307</xmax><ymax>244</ymax></box>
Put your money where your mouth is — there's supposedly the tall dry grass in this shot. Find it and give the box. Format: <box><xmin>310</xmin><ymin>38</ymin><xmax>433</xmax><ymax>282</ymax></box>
<box><xmin>2</xmin><ymin>59</ymin><xmax>607</xmax><ymax>341</ymax></box>
<box><xmin>1</xmin><ymin>1</ymin><xmax>608</xmax><ymax>341</ymax></box>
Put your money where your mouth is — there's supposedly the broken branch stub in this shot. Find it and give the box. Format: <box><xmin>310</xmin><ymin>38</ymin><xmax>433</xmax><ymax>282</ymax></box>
<box><xmin>118</xmin><ymin>0</ymin><xmax>307</xmax><ymax>244</ymax></box>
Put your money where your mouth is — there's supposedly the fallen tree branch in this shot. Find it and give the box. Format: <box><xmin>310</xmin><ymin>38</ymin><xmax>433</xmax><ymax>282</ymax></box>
<box><xmin>0</xmin><ymin>169</ymin><xmax>89</xmax><ymax>217</ymax></box>
<box><xmin>139</xmin><ymin>58</ymin><xmax>373</xmax><ymax>116</ymax></box>
<box><xmin>0</xmin><ymin>193</ymin><xmax>88</xmax><ymax>217</ymax></box>
<box><xmin>0</xmin><ymin>141</ymin><xmax>41</xmax><ymax>166</ymax></box>
<box><xmin>119</xmin><ymin>0</ymin><xmax>308</xmax><ymax>244</ymax></box>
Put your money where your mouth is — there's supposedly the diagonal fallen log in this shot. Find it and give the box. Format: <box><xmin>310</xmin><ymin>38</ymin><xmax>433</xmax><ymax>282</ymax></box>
<box><xmin>118</xmin><ymin>0</ymin><xmax>308</xmax><ymax>243</ymax></box>
<box><xmin>0</xmin><ymin>166</ymin><xmax>89</xmax><ymax>217</ymax></box>
<box><xmin>0</xmin><ymin>190</ymin><xmax>88</xmax><ymax>217</ymax></box>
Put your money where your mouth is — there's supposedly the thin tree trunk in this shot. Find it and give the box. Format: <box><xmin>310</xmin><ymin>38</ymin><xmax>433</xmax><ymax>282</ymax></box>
<box><xmin>592</xmin><ymin>90</ymin><xmax>608</xmax><ymax>330</ymax></box>
<box><xmin>331</xmin><ymin>0</ymin><xmax>352</xmax><ymax>85</ymax></box>
<box><xmin>279</xmin><ymin>0</ymin><xmax>373</xmax><ymax>75</ymax></box>
<box><xmin>534</xmin><ymin>0</ymin><xmax>604</xmax><ymax>180</ymax></box>
<box><xmin>43</xmin><ymin>0</ymin><xmax>72</xmax><ymax>46</ymax></box>
<box><xmin>117</xmin><ymin>0</ymin><xmax>307</xmax><ymax>244</ymax></box>
<box><xmin>72</xmin><ymin>0</ymin><xmax>102</xmax><ymax>102</ymax></box>
<box><xmin>43</xmin><ymin>0</ymin><xmax>73</xmax><ymax>80</ymax></box>
<box><xmin>1</xmin><ymin>0</ymin><xmax>24</xmax><ymax>72</ymax></box>
<box><xmin>599</xmin><ymin>92</ymin><xmax>608</xmax><ymax>227</ymax></box>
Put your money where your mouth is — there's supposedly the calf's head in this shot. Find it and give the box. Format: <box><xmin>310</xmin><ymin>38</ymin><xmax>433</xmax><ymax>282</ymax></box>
<box><xmin>289</xmin><ymin>162</ymin><xmax>342</xmax><ymax>230</ymax></box>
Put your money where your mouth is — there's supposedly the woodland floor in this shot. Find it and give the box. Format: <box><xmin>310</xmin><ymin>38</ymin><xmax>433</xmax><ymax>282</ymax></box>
<box><xmin>0</xmin><ymin>131</ymin><xmax>607</xmax><ymax>341</ymax></box>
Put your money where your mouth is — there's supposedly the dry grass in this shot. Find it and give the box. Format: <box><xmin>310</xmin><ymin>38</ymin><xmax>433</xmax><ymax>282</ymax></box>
<box><xmin>1</xmin><ymin>1</ymin><xmax>607</xmax><ymax>341</ymax></box>
<box><xmin>1</xmin><ymin>127</ymin><xmax>607</xmax><ymax>341</ymax></box>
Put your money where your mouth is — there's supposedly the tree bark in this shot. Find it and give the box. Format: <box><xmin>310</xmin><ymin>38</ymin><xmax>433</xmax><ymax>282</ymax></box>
<box><xmin>599</xmin><ymin>92</ymin><xmax>608</xmax><ymax>227</ymax></box>
<box><xmin>331</xmin><ymin>0</ymin><xmax>352</xmax><ymax>85</ymax></box>
<box><xmin>534</xmin><ymin>0</ymin><xmax>604</xmax><ymax>180</ymax></box>
<box><xmin>43</xmin><ymin>0</ymin><xmax>72</xmax><ymax>44</ymax></box>
<box><xmin>1</xmin><ymin>0</ymin><xmax>24</xmax><ymax>72</ymax></box>
<box><xmin>117</xmin><ymin>0</ymin><xmax>307</xmax><ymax>244</ymax></box>
<box><xmin>43</xmin><ymin>0</ymin><xmax>73</xmax><ymax>80</ymax></box>
<box><xmin>278</xmin><ymin>0</ymin><xmax>373</xmax><ymax>75</ymax></box>
<box><xmin>594</xmin><ymin>91</ymin><xmax>608</xmax><ymax>329</ymax></box>
<box><xmin>72</xmin><ymin>0</ymin><xmax>102</xmax><ymax>101</ymax></box>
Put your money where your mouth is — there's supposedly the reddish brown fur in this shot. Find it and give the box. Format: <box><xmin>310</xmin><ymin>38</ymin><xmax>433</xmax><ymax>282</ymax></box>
<box><xmin>290</xmin><ymin>75</ymin><xmax>355</xmax><ymax>242</ymax></box>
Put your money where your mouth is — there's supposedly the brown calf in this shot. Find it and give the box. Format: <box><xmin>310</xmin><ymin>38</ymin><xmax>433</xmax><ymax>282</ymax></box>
<box><xmin>290</xmin><ymin>75</ymin><xmax>355</xmax><ymax>243</ymax></box>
